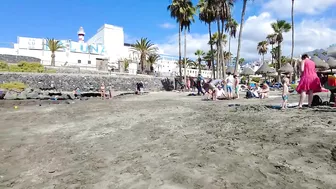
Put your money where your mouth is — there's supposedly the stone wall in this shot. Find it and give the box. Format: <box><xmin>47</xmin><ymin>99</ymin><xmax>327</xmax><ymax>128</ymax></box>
<box><xmin>0</xmin><ymin>54</ymin><xmax>41</xmax><ymax>63</ymax></box>
<box><xmin>0</xmin><ymin>73</ymin><xmax>175</xmax><ymax>92</ymax></box>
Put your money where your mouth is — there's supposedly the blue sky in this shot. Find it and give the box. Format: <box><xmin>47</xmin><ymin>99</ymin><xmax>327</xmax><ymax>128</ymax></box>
<box><xmin>0</xmin><ymin>0</ymin><xmax>314</xmax><ymax>43</ymax></box>
<box><xmin>0</xmin><ymin>0</ymin><xmax>335</xmax><ymax>59</ymax></box>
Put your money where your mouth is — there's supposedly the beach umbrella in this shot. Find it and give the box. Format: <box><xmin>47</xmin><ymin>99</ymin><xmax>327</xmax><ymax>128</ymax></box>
<box><xmin>255</xmin><ymin>62</ymin><xmax>275</xmax><ymax>75</ymax></box>
<box><xmin>226</xmin><ymin>66</ymin><xmax>235</xmax><ymax>74</ymax></box>
<box><xmin>327</xmin><ymin>46</ymin><xmax>336</xmax><ymax>59</ymax></box>
<box><xmin>327</xmin><ymin>57</ymin><xmax>336</xmax><ymax>69</ymax></box>
<box><xmin>240</xmin><ymin>67</ymin><xmax>255</xmax><ymax>76</ymax></box>
<box><xmin>311</xmin><ymin>56</ymin><xmax>329</xmax><ymax>70</ymax></box>
<box><xmin>279</xmin><ymin>63</ymin><xmax>294</xmax><ymax>73</ymax></box>
<box><xmin>240</xmin><ymin>67</ymin><xmax>255</xmax><ymax>84</ymax></box>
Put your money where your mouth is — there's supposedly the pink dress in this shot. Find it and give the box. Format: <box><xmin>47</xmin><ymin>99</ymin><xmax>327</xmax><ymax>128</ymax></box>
<box><xmin>296</xmin><ymin>59</ymin><xmax>321</xmax><ymax>94</ymax></box>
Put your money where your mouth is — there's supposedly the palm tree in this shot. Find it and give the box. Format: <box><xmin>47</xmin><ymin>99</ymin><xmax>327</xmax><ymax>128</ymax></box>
<box><xmin>195</xmin><ymin>49</ymin><xmax>205</xmax><ymax>74</ymax></box>
<box><xmin>147</xmin><ymin>53</ymin><xmax>160</xmax><ymax>72</ymax></box>
<box><xmin>46</xmin><ymin>38</ymin><xmax>64</xmax><ymax>66</ymax></box>
<box><xmin>271</xmin><ymin>20</ymin><xmax>291</xmax><ymax>72</ymax></box>
<box><xmin>168</xmin><ymin>0</ymin><xmax>195</xmax><ymax>84</ymax></box>
<box><xmin>197</xmin><ymin>0</ymin><xmax>216</xmax><ymax>78</ymax></box>
<box><xmin>291</xmin><ymin>0</ymin><xmax>296</xmax><ymax>81</ymax></box>
<box><xmin>211</xmin><ymin>32</ymin><xmax>227</xmax><ymax>78</ymax></box>
<box><xmin>181</xmin><ymin>2</ymin><xmax>196</xmax><ymax>87</ymax></box>
<box><xmin>203</xmin><ymin>50</ymin><xmax>216</xmax><ymax>69</ymax></box>
<box><xmin>167</xmin><ymin>0</ymin><xmax>183</xmax><ymax>78</ymax></box>
<box><xmin>132</xmin><ymin>38</ymin><xmax>158</xmax><ymax>73</ymax></box>
<box><xmin>266</xmin><ymin>33</ymin><xmax>277</xmax><ymax>68</ymax></box>
<box><xmin>257</xmin><ymin>40</ymin><xmax>268</xmax><ymax>64</ymax></box>
<box><xmin>225</xmin><ymin>17</ymin><xmax>238</xmax><ymax>66</ymax></box>
<box><xmin>234</xmin><ymin>0</ymin><xmax>248</xmax><ymax>73</ymax></box>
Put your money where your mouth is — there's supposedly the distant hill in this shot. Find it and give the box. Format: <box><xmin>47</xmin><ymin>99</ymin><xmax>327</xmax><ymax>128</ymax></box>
<box><xmin>305</xmin><ymin>49</ymin><xmax>328</xmax><ymax>61</ymax></box>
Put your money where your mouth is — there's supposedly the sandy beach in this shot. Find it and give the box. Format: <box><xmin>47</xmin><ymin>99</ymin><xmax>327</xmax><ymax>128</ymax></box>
<box><xmin>1</xmin><ymin>91</ymin><xmax>336</xmax><ymax>189</ymax></box>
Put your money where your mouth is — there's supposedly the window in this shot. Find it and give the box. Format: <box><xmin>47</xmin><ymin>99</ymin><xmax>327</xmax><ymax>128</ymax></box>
<box><xmin>88</xmin><ymin>60</ymin><xmax>91</xmax><ymax>64</ymax></box>
<box><xmin>78</xmin><ymin>60</ymin><xmax>81</xmax><ymax>63</ymax></box>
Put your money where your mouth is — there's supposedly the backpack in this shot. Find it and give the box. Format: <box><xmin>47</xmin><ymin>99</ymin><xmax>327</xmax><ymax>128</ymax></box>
<box><xmin>311</xmin><ymin>95</ymin><xmax>323</xmax><ymax>106</ymax></box>
<box><xmin>246</xmin><ymin>90</ymin><xmax>253</xmax><ymax>99</ymax></box>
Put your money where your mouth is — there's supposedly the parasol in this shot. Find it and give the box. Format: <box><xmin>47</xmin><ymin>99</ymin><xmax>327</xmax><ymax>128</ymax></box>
<box><xmin>279</xmin><ymin>63</ymin><xmax>294</xmax><ymax>73</ymax></box>
<box><xmin>240</xmin><ymin>67</ymin><xmax>255</xmax><ymax>76</ymax></box>
<box><xmin>327</xmin><ymin>57</ymin><xmax>336</xmax><ymax>69</ymax></box>
<box><xmin>311</xmin><ymin>56</ymin><xmax>329</xmax><ymax>70</ymax></box>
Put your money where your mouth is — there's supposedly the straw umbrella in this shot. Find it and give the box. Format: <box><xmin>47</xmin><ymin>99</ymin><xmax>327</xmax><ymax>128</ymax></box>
<box><xmin>327</xmin><ymin>47</ymin><xmax>336</xmax><ymax>59</ymax></box>
<box><xmin>311</xmin><ymin>56</ymin><xmax>329</xmax><ymax>70</ymax></box>
<box><xmin>256</xmin><ymin>62</ymin><xmax>276</xmax><ymax>80</ymax></box>
<box><xmin>279</xmin><ymin>63</ymin><xmax>294</xmax><ymax>73</ymax></box>
<box><xmin>327</xmin><ymin>57</ymin><xmax>336</xmax><ymax>72</ymax></box>
<box><xmin>240</xmin><ymin>67</ymin><xmax>255</xmax><ymax>84</ymax></box>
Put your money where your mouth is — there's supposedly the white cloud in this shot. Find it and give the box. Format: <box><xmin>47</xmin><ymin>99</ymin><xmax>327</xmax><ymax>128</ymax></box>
<box><xmin>157</xmin><ymin>12</ymin><xmax>336</xmax><ymax>61</ymax></box>
<box><xmin>262</xmin><ymin>0</ymin><xmax>336</xmax><ymax>18</ymax></box>
<box><xmin>159</xmin><ymin>22</ymin><xmax>176</xmax><ymax>29</ymax></box>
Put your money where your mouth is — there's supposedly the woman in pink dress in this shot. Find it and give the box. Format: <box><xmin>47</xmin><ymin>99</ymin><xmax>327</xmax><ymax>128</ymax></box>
<box><xmin>296</xmin><ymin>54</ymin><xmax>322</xmax><ymax>108</ymax></box>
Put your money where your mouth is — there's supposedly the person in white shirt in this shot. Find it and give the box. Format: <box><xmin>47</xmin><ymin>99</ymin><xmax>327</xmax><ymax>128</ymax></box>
<box><xmin>225</xmin><ymin>73</ymin><xmax>234</xmax><ymax>99</ymax></box>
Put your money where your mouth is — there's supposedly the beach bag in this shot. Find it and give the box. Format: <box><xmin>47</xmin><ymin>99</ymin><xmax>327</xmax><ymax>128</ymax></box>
<box><xmin>246</xmin><ymin>90</ymin><xmax>253</xmax><ymax>99</ymax></box>
<box><xmin>312</xmin><ymin>95</ymin><xmax>323</xmax><ymax>106</ymax></box>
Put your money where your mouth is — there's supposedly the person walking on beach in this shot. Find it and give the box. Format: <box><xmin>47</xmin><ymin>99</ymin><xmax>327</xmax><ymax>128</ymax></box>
<box><xmin>196</xmin><ymin>74</ymin><xmax>205</xmax><ymax>95</ymax></box>
<box><xmin>100</xmin><ymin>82</ymin><xmax>106</xmax><ymax>100</ymax></box>
<box><xmin>296</xmin><ymin>54</ymin><xmax>322</xmax><ymax>108</ymax></box>
<box><xmin>225</xmin><ymin>73</ymin><xmax>234</xmax><ymax>99</ymax></box>
<box><xmin>281</xmin><ymin>77</ymin><xmax>290</xmax><ymax>110</ymax></box>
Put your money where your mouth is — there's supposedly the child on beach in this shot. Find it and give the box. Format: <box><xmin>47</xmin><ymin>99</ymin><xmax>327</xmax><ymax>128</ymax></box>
<box><xmin>281</xmin><ymin>77</ymin><xmax>290</xmax><ymax>109</ymax></box>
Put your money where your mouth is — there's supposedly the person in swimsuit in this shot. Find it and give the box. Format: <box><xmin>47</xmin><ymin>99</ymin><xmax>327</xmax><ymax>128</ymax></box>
<box><xmin>281</xmin><ymin>77</ymin><xmax>289</xmax><ymax>109</ymax></box>
<box><xmin>100</xmin><ymin>82</ymin><xmax>105</xmax><ymax>100</ymax></box>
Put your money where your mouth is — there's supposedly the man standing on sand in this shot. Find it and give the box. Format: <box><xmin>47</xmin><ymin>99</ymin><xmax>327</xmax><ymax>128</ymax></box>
<box><xmin>196</xmin><ymin>74</ymin><xmax>205</xmax><ymax>95</ymax></box>
<box><xmin>225</xmin><ymin>73</ymin><xmax>234</xmax><ymax>99</ymax></box>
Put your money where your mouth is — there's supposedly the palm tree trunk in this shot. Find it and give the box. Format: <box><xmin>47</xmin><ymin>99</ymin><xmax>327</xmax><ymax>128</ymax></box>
<box><xmin>208</xmin><ymin>23</ymin><xmax>215</xmax><ymax>79</ymax></box>
<box><xmin>198</xmin><ymin>58</ymin><xmax>201</xmax><ymax>74</ymax></box>
<box><xmin>278</xmin><ymin>43</ymin><xmax>281</xmax><ymax>70</ymax></box>
<box><xmin>216</xmin><ymin>45</ymin><xmax>220</xmax><ymax>79</ymax></box>
<box><xmin>291</xmin><ymin>0</ymin><xmax>296</xmax><ymax>82</ymax></box>
<box><xmin>51</xmin><ymin>53</ymin><xmax>55</xmax><ymax>66</ymax></box>
<box><xmin>235</xmin><ymin>0</ymin><xmax>247</xmax><ymax>73</ymax></box>
<box><xmin>221</xmin><ymin>19</ymin><xmax>226</xmax><ymax>79</ymax></box>
<box><xmin>228</xmin><ymin>36</ymin><xmax>231</xmax><ymax>65</ymax></box>
<box><xmin>178</xmin><ymin>23</ymin><xmax>182</xmax><ymax>81</ymax></box>
<box><xmin>271</xmin><ymin>44</ymin><xmax>274</xmax><ymax>67</ymax></box>
<box><xmin>216</xmin><ymin>18</ymin><xmax>223</xmax><ymax>79</ymax></box>
<box><xmin>263</xmin><ymin>54</ymin><xmax>265</xmax><ymax>64</ymax></box>
<box><xmin>184</xmin><ymin>29</ymin><xmax>187</xmax><ymax>88</ymax></box>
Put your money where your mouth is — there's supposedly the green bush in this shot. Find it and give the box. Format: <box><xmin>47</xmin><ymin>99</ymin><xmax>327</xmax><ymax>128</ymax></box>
<box><xmin>251</xmin><ymin>77</ymin><xmax>260</xmax><ymax>83</ymax></box>
<box><xmin>0</xmin><ymin>62</ymin><xmax>56</xmax><ymax>73</ymax></box>
<box><xmin>0</xmin><ymin>82</ymin><xmax>27</xmax><ymax>91</ymax></box>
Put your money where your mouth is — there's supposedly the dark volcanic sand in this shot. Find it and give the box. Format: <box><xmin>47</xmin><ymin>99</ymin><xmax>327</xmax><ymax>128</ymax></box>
<box><xmin>0</xmin><ymin>92</ymin><xmax>336</xmax><ymax>189</ymax></box>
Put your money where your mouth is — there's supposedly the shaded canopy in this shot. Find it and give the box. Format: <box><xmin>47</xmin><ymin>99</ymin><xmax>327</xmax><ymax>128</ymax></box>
<box><xmin>226</xmin><ymin>66</ymin><xmax>235</xmax><ymax>74</ymax></box>
<box><xmin>279</xmin><ymin>63</ymin><xmax>294</xmax><ymax>73</ymax></box>
<box><xmin>311</xmin><ymin>56</ymin><xmax>329</xmax><ymax>70</ymax></box>
<box><xmin>327</xmin><ymin>47</ymin><xmax>336</xmax><ymax>59</ymax></box>
<box><xmin>327</xmin><ymin>57</ymin><xmax>336</xmax><ymax>69</ymax></box>
<box><xmin>256</xmin><ymin>62</ymin><xmax>275</xmax><ymax>75</ymax></box>
<box><xmin>240</xmin><ymin>67</ymin><xmax>255</xmax><ymax>76</ymax></box>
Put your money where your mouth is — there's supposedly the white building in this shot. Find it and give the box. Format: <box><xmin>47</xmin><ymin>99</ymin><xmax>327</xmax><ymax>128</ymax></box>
<box><xmin>0</xmin><ymin>23</ymin><xmax>212</xmax><ymax>77</ymax></box>
<box><xmin>0</xmin><ymin>24</ymin><xmax>130</xmax><ymax>70</ymax></box>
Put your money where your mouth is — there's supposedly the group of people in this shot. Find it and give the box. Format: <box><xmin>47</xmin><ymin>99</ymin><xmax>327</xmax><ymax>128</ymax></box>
<box><xmin>184</xmin><ymin>73</ymin><xmax>240</xmax><ymax>101</ymax></box>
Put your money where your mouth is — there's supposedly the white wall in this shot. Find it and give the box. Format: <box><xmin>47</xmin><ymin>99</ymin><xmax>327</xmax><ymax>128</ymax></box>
<box><xmin>87</xmin><ymin>24</ymin><xmax>125</xmax><ymax>62</ymax></box>
<box><xmin>0</xmin><ymin>47</ymin><xmax>103</xmax><ymax>68</ymax></box>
